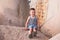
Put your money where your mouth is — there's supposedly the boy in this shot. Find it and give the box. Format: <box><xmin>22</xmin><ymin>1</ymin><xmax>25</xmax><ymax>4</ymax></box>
<box><xmin>25</xmin><ymin>8</ymin><xmax>38</xmax><ymax>38</ymax></box>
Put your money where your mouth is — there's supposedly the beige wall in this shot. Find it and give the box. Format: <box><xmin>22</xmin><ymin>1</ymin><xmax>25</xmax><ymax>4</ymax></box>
<box><xmin>49</xmin><ymin>33</ymin><xmax>60</xmax><ymax>40</ymax></box>
<box><xmin>0</xmin><ymin>0</ymin><xmax>29</xmax><ymax>26</ymax></box>
<box><xmin>19</xmin><ymin>0</ymin><xmax>29</xmax><ymax>27</ymax></box>
<box><xmin>0</xmin><ymin>0</ymin><xmax>19</xmax><ymax>25</ymax></box>
<box><xmin>41</xmin><ymin>0</ymin><xmax>60</xmax><ymax>37</ymax></box>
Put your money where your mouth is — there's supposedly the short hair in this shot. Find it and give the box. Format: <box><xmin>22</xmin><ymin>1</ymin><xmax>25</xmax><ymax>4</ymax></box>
<box><xmin>30</xmin><ymin>8</ymin><xmax>35</xmax><ymax>10</ymax></box>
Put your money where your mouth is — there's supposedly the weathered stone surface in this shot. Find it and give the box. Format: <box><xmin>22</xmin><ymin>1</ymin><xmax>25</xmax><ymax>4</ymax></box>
<box><xmin>41</xmin><ymin>0</ymin><xmax>60</xmax><ymax>37</ymax></box>
<box><xmin>0</xmin><ymin>0</ymin><xmax>29</xmax><ymax>27</ymax></box>
<box><xmin>29</xmin><ymin>0</ymin><xmax>37</xmax><ymax>8</ymax></box>
<box><xmin>0</xmin><ymin>0</ymin><xmax>19</xmax><ymax>26</ymax></box>
<box><xmin>49</xmin><ymin>33</ymin><xmax>60</xmax><ymax>40</ymax></box>
<box><xmin>0</xmin><ymin>25</ymin><xmax>48</xmax><ymax>40</ymax></box>
<box><xmin>36</xmin><ymin>0</ymin><xmax>48</xmax><ymax>26</ymax></box>
<box><xmin>18</xmin><ymin>0</ymin><xmax>29</xmax><ymax>27</ymax></box>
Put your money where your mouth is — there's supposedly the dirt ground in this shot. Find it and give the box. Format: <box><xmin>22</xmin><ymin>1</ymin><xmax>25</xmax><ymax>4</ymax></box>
<box><xmin>0</xmin><ymin>25</ymin><xmax>49</xmax><ymax>40</ymax></box>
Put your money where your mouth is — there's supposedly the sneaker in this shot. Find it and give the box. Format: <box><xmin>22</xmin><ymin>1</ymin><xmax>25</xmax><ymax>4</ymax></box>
<box><xmin>28</xmin><ymin>34</ymin><xmax>33</xmax><ymax>38</ymax></box>
<box><xmin>34</xmin><ymin>32</ymin><xmax>37</xmax><ymax>37</ymax></box>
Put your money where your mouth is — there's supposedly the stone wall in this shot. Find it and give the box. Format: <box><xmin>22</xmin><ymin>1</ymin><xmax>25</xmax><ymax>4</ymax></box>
<box><xmin>36</xmin><ymin>0</ymin><xmax>60</xmax><ymax>37</ymax></box>
<box><xmin>36</xmin><ymin>0</ymin><xmax>48</xmax><ymax>27</ymax></box>
<box><xmin>0</xmin><ymin>0</ymin><xmax>29</xmax><ymax>27</ymax></box>
<box><xmin>29</xmin><ymin>0</ymin><xmax>37</xmax><ymax>8</ymax></box>
<box><xmin>0</xmin><ymin>0</ymin><xmax>19</xmax><ymax>25</ymax></box>
<box><xmin>18</xmin><ymin>0</ymin><xmax>29</xmax><ymax>27</ymax></box>
<box><xmin>41</xmin><ymin>0</ymin><xmax>60</xmax><ymax>37</ymax></box>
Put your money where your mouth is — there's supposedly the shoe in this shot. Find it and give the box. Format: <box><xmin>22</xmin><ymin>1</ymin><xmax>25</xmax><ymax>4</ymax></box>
<box><xmin>28</xmin><ymin>34</ymin><xmax>33</xmax><ymax>38</ymax></box>
<box><xmin>34</xmin><ymin>32</ymin><xmax>37</xmax><ymax>37</ymax></box>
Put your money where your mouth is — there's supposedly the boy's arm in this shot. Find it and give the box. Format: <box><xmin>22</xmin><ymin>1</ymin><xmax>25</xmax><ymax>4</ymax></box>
<box><xmin>25</xmin><ymin>16</ymin><xmax>30</xmax><ymax>28</ymax></box>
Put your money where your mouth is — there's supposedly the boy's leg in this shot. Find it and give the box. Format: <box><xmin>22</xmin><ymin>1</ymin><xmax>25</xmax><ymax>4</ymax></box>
<box><xmin>28</xmin><ymin>25</ymin><xmax>33</xmax><ymax>38</ymax></box>
<box><xmin>28</xmin><ymin>25</ymin><xmax>33</xmax><ymax>34</ymax></box>
<box><xmin>33</xmin><ymin>28</ymin><xmax>37</xmax><ymax>32</ymax></box>
<box><xmin>29</xmin><ymin>28</ymin><xmax>33</xmax><ymax>34</ymax></box>
<box><xmin>33</xmin><ymin>27</ymin><xmax>37</xmax><ymax>37</ymax></box>
<box><xmin>28</xmin><ymin>28</ymin><xmax>33</xmax><ymax>38</ymax></box>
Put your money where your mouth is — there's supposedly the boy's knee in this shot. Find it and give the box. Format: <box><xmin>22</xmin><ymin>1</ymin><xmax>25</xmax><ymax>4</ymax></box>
<box><xmin>29</xmin><ymin>28</ymin><xmax>33</xmax><ymax>31</ymax></box>
<box><xmin>33</xmin><ymin>28</ymin><xmax>37</xmax><ymax>32</ymax></box>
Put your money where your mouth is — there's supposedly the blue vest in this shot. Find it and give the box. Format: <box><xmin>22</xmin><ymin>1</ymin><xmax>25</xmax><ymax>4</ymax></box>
<box><xmin>28</xmin><ymin>16</ymin><xmax>37</xmax><ymax>26</ymax></box>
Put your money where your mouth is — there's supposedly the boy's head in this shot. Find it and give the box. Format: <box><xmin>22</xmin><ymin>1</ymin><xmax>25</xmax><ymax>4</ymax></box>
<box><xmin>30</xmin><ymin>8</ymin><xmax>35</xmax><ymax>16</ymax></box>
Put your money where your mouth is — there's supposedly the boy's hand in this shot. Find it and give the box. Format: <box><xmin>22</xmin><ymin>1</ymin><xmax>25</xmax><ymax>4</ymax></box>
<box><xmin>22</xmin><ymin>27</ymin><xmax>28</xmax><ymax>31</ymax></box>
<box><xmin>25</xmin><ymin>27</ymin><xmax>28</xmax><ymax>31</ymax></box>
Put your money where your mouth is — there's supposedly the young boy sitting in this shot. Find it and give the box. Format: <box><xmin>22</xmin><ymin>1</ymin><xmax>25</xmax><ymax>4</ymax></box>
<box><xmin>25</xmin><ymin>8</ymin><xmax>38</xmax><ymax>38</ymax></box>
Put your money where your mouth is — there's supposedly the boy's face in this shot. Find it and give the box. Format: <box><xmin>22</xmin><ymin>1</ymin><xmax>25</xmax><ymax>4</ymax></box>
<box><xmin>30</xmin><ymin>10</ymin><xmax>35</xmax><ymax>16</ymax></box>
